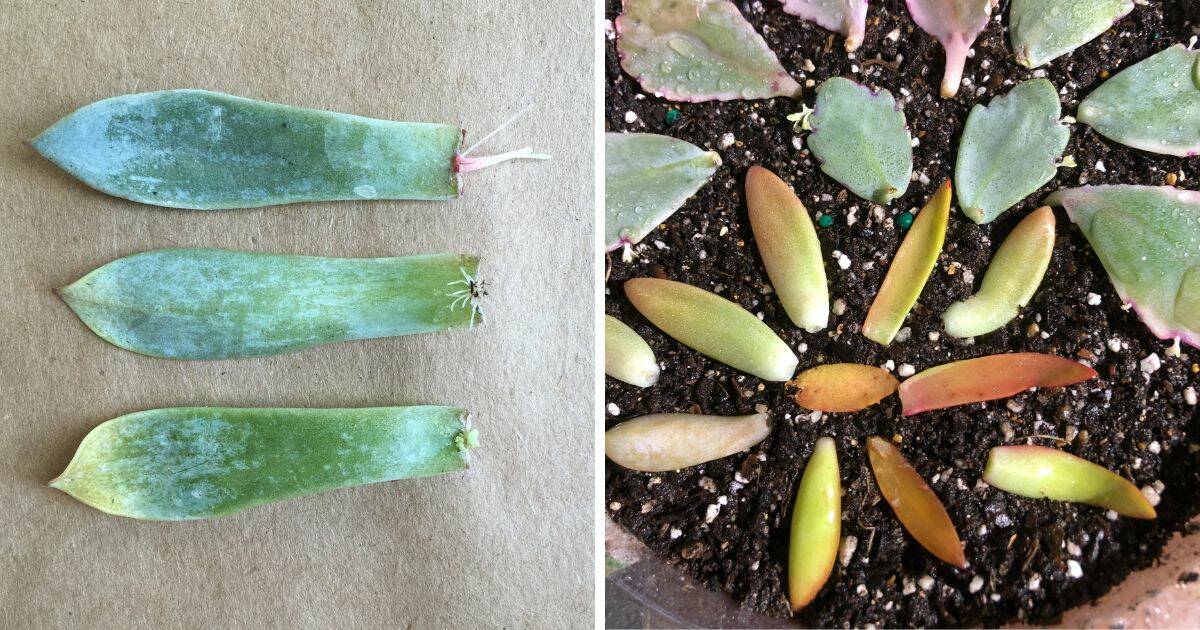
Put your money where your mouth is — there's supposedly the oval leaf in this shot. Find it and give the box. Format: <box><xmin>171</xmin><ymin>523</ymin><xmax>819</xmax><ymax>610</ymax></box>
<box><xmin>779</xmin><ymin>0</ymin><xmax>868</xmax><ymax>51</ymax></box>
<box><xmin>788</xmin><ymin>437</ymin><xmax>841</xmax><ymax>610</ymax></box>
<box><xmin>745</xmin><ymin>165</ymin><xmax>829</xmax><ymax>332</ymax></box>
<box><xmin>790</xmin><ymin>363</ymin><xmax>898</xmax><ymax>412</ymax></box>
<box><xmin>625</xmin><ymin>278</ymin><xmax>799</xmax><ymax>381</ymax></box>
<box><xmin>1046</xmin><ymin>185</ymin><xmax>1200</xmax><ymax>348</ymax></box>
<box><xmin>955</xmin><ymin>79</ymin><xmax>1070</xmax><ymax>224</ymax></box>
<box><xmin>605</xmin><ymin>315</ymin><xmax>661</xmax><ymax>387</ymax></box>
<box><xmin>1010</xmin><ymin>0</ymin><xmax>1134</xmax><ymax>68</ymax></box>
<box><xmin>50</xmin><ymin>406</ymin><xmax>473</xmax><ymax>520</ymax></box>
<box><xmin>899</xmin><ymin>352</ymin><xmax>1098</xmax><ymax>416</ymax></box>
<box><xmin>58</xmin><ymin>249</ymin><xmax>480</xmax><ymax>360</ymax></box>
<box><xmin>983</xmin><ymin>445</ymin><xmax>1155</xmax><ymax>519</ymax></box>
<box><xmin>616</xmin><ymin>0</ymin><xmax>801</xmax><ymax>102</ymax></box>
<box><xmin>943</xmin><ymin>206</ymin><xmax>1055</xmax><ymax>338</ymax></box>
<box><xmin>605</xmin><ymin>412</ymin><xmax>772</xmax><ymax>472</ymax></box>
<box><xmin>808</xmin><ymin>78</ymin><xmax>913</xmax><ymax>203</ymax></box>
<box><xmin>906</xmin><ymin>0</ymin><xmax>995</xmax><ymax>98</ymax></box>
<box><xmin>605</xmin><ymin>132</ymin><xmax>721</xmax><ymax>252</ymax></box>
<box><xmin>863</xmin><ymin>181</ymin><xmax>951</xmax><ymax>345</ymax></box>
<box><xmin>867</xmin><ymin>437</ymin><xmax>967</xmax><ymax>568</ymax></box>
<box><xmin>1077</xmin><ymin>44</ymin><xmax>1200</xmax><ymax>157</ymax></box>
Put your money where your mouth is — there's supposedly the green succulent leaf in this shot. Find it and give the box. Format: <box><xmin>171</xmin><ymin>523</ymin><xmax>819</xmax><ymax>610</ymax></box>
<box><xmin>1010</xmin><ymin>0</ymin><xmax>1134</xmax><ymax>68</ymax></box>
<box><xmin>779</xmin><ymin>0</ymin><xmax>868</xmax><ymax>51</ymax></box>
<box><xmin>1046</xmin><ymin>185</ymin><xmax>1200</xmax><ymax>348</ymax></box>
<box><xmin>807</xmin><ymin>78</ymin><xmax>912</xmax><ymax>203</ymax></box>
<box><xmin>59</xmin><ymin>248</ymin><xmax>480</xmax><ymax>359</ymax></box>
<box><xmin>605</xmin><ymin>132</ymin><xmax>721</xmax><ymax>251</ymax></box>
<box><xmin>616</xmin><ymin>0</ymin><xmax>802</xmax><ymax>102</ymax></box>
<box><xmin>787</xmin><ymin>437</ymin><xmax>841</xmax><ymax>611</ymax></box>
<box><xmin>605</xmin><ymin>315</ymin><xmax>660</xmax><ymax>387</ymax></box>
<box><xmin>983</xmin><ymin>445</ymin><xmax>1155</xmax><ymax>519</ymax></box>
<box><xmin>51</xmin><ymin>406</ymin><xmax>473</xmax><ymax>520</ymax></box>
<box><xmin>1076</xmin><ymin>45</ymin><xmax>1200</xmax><ymax>157</ymax></box>
<box><xmin>955</xmin><ymin>79</ymin><xmax>1070</xmax><ymax>224</ymax></box>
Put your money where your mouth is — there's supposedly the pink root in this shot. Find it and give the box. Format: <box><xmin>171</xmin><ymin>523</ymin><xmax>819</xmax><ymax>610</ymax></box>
<box><xmin>940</xmin><ymin>36</ymin><xmax>969</xmax><ymax>98</ymax></box>
<box><xmin>454</xmin><ymin>149</ymin><xmax>550</xmax><ymax>174</ymax></box>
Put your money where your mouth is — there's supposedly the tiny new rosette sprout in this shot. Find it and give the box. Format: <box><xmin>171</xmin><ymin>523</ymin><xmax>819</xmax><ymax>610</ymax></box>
<box><xmin>898</xmin><ymin>352</ymin><xmax>1098</xmax><ymax>416</ymax></box>
<box><xmin>605</xmin><ymin>315</ymin><xmax>661</xmax><ymax>387</ymax></box>
<box><xmin>1076</xmin><ymin>45</ymin><xmax>1200</xmax><ymax>157</ymax></box>
<box><xmin>605</xmin><ymin>133</ymin><xmax>721</xmax><ymax>253</ymax></box>
<box><xmin>1047</xmin><ymin>185</ymin><xmax>1200</xmax><ymax>349</ymax></box>
<box><xmin>807</xmin><ymin>78</ymin><xmax>913</xmax><ymax>204</ymax></box>
<box><xmin>867</xmin><ymin>437</ymin><xmax>967</xmax><ymax>568</ymax></box>
<box><xmin>1009</xmin><ymin>0</ymin><xmax>1134</xmax><ymax>68</ymax></box>
<box><xmin>862</xmin><ymin>181</ymin><xmax>951</xmax><ymax>346</ymax></box>
<box><xmin>745</xmin><ymin>166</ymin><xmax>829</xmax><ymax>332</ymax></box>
<box><xmin>789</xmin><ymin>364</ymin><xmax>898</xmax><ymax>412</ymax></box>
<box><xmin>906</xmin><ymin>0</ymin><xmax>995</xmax><ymax>98</ymax></box>
<box><xmin>943</xmin><ymin>206</ymin><xmax>1056</xmax><ymax>338</ymax></box>
<box><xmin>31</xmin><ymin>90</ymin><xmax>546</xmax><ymax>209</ymax></box>
<box><xmin>51</xmin><ymin>406</ymin><xmax>475</xmax><ymax>520</ymax></box>
<box><xmin>616</xmin><ymin>0</ymin><xmax>801</xmax><ymax>102</ymax></box>
<box><xmin>59</xmin><ymin>249</ymin><xmax>481</xmax><ymax>360</ymax></box>
<box><xmin>982</xmin><ymin>445</ymin><xmax>1156</xmax><ymax>519</ymax></box>
<box><xmin>778</xmin><ymin>0</ymin><xmax>868</xmax><ymax>52</ymax></box>
<box><xmin>788</xmin><ymin>437</ymin><xmax>841</xmax><ymax>611</ymax></box>
<box><xmin>955</xmin><ymin>79</ymin><xmax>1070</xmax><ymax>224</ymax></box>
<box><xmin>605</xmin><ymin>412</ymin><xmax>772</xmax><ymax>472</ymax></box>
<box><xmin>625</xmin><ymin>278</ymin><xmax>799</xmax><ymax>381</ymax></box>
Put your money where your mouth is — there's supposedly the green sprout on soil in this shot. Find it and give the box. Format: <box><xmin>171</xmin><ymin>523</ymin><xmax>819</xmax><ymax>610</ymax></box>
<box><xmin>983</xmin><ymin>445</ymin><xmax>1156</xmax><ymax>519</ymax></box>
<box><xmin>788</xmin><ymin>437</ymin><xmax>841</xmax><ymax>611</ymax></box>
<box><xmin>862</xmin><ymin>181</ymin><xmax>951</xmax><ymax>346</ymax></box>
<box><xmin>785</xmin><ymin>104</ymin><xmax>815</xmax><ymax>132</ymax></box>
<box><xmin>624</xmin><ymin>277</ymin><xmax>799</xmax><ymax>381</ymax></box>
<box><xmin>905</xmin><ymin>0</ymin><xmax>995</xmax><ymax>98</ymax></box>
<box><xmin>605</xmin><ymin>315</ymin><xmax>661</xmax><ymax>388</ymax></box>
<box><xmin>789</xmin><ymin>363</ymin><xmax>898</xmax><ymax>412</ymax></box>
<box><xmin>867</xmin><ymin>437</ymin><xmax>968</xmax><ymax>568</ymax></box>
<box><xmin>604</xmin><ymin>412</ymin><xmax>772</xmax><ymax>472</ymax></box>
<box><xmin>779</xmin><ymin>0</ymin><xmax>868</xmax><ymax>52</ymax></box>
<box><xmin>943</xmin><ymin>206</ymin><xmax>1055</xmax><ymax>338</ymax></box>
<box><xmin>745</xmin><ymin>166</ymin><xmax>829</xmax><ymax>333</ymax></box>
<box><xmin>807</xmin><ymin>78</ymin><xmax>912</xmax><ymax>204</ymax></box>
<box><xmin>898</xmin><ymin>352</ymin><xmax>1098</xmax><ymax>416</ymax></box>
<box><xmin>1010</xmin><ymin>0</ymin><xmax>1134</xmax><ymax>69</ymax></box>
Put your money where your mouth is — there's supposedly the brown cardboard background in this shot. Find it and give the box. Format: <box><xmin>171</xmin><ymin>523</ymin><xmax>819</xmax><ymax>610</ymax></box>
<box><xmin>0</xmin><ymin>1</ymin><xmax>594</xmax><ymax>627</ymax></box>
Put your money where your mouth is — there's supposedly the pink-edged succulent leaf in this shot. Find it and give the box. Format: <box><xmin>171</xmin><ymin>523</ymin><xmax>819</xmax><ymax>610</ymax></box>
<box><xmin>867</xmin><ymin>437</ymin><xmax>967</xmax><ymax>568</ymax></box>
<box><xmin>983</xmin><ymin>445</ymin><xmax>1156</xmax><ymax>519</ymax></box>
<box><xmin>1046</xmin><ymin>186</ymin><xmax>1200</xmax><ymax>349</ymax></box>
<box><xmin>616</xmin><ymin>0</ymin><xmax>802</xmax><ymax>102</ymax></box>
<box><xmin>906</xmin><ymin>0</ymin><xmax>996</xmax><ymax>98</ymax></box>
<box><xmin>779</xmin><ymin>0</ymin><xmax>868</xmax><ymax>51</ymax></box>
<box><xmin>899</xmin><ymin>352</ymin><xmax>1098</xmax><ymax>416</ymax></box>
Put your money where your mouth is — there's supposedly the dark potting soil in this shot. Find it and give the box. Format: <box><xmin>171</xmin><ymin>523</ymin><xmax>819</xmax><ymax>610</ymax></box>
<box><xmin>604</xmin><ymin>0</ymin><xmax>1200</xmax><ymax>627</ymax></box>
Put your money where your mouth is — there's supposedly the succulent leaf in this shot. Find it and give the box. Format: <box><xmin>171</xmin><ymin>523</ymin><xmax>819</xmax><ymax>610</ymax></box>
<box><xmin>778</xmin><ymin>0</ymin><xmax>868</xmax><ymax>51</ymax></box>
<box><xmin>906</xmin><ymin>0</ymin><xmax>995</xmax><ymax>98</ymax></box>
<box><xmin>1010</xmin><ymin>0</ymin><xmax>1134</xmax><ymax>69</ymax></box>
<box><xmin>790</xmin><ymin>364</ymin><xmax>898</xmax><ymax>412</ymax></box>
<box><xmin>745</xmin><ymin>166</ymin><xmax>829</xmax><ymax>332</ymax></box>
<box><xmin>983</xmin><ymin>445</ymin><xmax>1156</xmax><ymax>519</ymax></box>
<box><xmin>1046</xmin><ymin>185</ymin><xmax>1200</xmax><ymax>348</ymax></box>
<box><xmin>807</xmin><ymin>78</ymin><xmax>912</xmax><ymax>203</ymax></box>
<box><xmin>943</xmin><ymin>206</ymin><xmax>1056</xmax><ymax>338</ymax></box>
<box><xmin>1076</xmin><ymin>45</ymin><xmax>1200</xmax><ymax>157</ymax></box>
<box><xmin>616</xmin><ymin>0</ymin><xmax>802</xmax><ymax>102</ymax></box>
<box><xmin>605</xmin><ymin>132</ymin><xmax>721</xmax><ymax>251</ymax></box>
<box><xmin>788</xmin><ymin>437</ymin><xmax>841</xmax><ymax>610</ymax></box>
<box><xmin>605</xmin><ymin>315</ymin><xmax>661</xmax><ymax>387</ymax></box>
<box><xmin>625</xmin><ymin>278</ymin><xmax>799</xmax><ymax>380</ymax></box>
<box><xmin>867</xmin><ymin>437</ymin><xmax>967</xmax><ymax>568</ymax></box>
<box><xmin>605</xmin><ymin>412</ymin><xmax>772</xmax><ymax>472</ymax></box>
<box><xmin>863</xmin><ymin>181</ymin><xmax>951</xmax><ymax>345</ymax></box>
<box><xmin>899</xmin><ymin>352</ymin><xmax>1097</xmax><ymax>416</ymax></box>
<box><xmin>955</xmin><ymin>79</ymin><xmax>1070</xmax><ymax>224</ymax></box>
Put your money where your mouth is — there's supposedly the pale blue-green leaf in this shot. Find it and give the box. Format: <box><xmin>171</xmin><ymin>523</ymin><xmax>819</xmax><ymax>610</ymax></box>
<box><xmin>778</xmin><ymin>0</ymin><xmax>868</xmax><ymax>51</ymax></box>
<box><xmin>616</xmin><ymin>0</ymin><xmax>802</xmax><ymax>102</ymax></box>
<box><xmin>1077</xmin><ymin>45</ymin><xmax>1200</xmax><ymax>157</ymax></box>
<box><xmin>807</xmin><ymin>78</ymin><xmax>912</xmax><ymax>203</ymax></box>
<box><xmin>1046</xmin><ymin>185</ymin><xmax>1200</xmax><ymax>348</ymax></box>
<box><xmin>955</xmin><ymin>79</ymin><xmax>1069</xmax><ymax>224</ymax></box>
<box><xmin>605</xmin><ymin>132</ymin><xmax>721</xmax><ymax>250</ymax></box>
<box><xmin>1010</xmin><ymin>0</ymin><xmax>1133</xmax><ymax>68</ymax></box>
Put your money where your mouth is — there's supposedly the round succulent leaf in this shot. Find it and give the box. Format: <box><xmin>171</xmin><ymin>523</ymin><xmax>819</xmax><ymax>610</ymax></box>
<box><xmin>955</xmin><ymin>79</ymin><xmax>1069</xmax><ymax>224</ymax></box>
<box><xmin>807</xmin><ymin>77</ymin><xmax>912</xmax><ymax>203</ymax></box>
<box><xmin>1010</xmin><ymin>0</ymin><xmax>1134</xmax><ymax>68</ymax></box>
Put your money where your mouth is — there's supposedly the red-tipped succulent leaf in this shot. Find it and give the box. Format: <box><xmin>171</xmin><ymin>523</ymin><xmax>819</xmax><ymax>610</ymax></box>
<box><xmin>899</xmin><ymin>352</ymin><xmax>1097</xmax><ymax>416</ymax></box>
